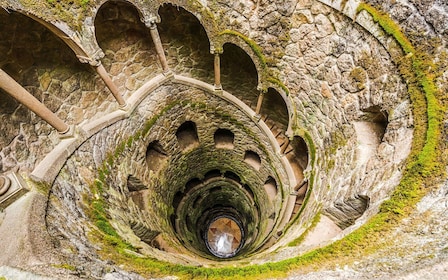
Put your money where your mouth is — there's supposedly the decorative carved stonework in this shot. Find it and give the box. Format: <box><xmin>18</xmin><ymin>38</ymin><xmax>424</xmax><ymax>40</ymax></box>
<box><xmin>0</xmin><ymin>173</ymin><xmax>28</xmax><ymax>209</ymax></box>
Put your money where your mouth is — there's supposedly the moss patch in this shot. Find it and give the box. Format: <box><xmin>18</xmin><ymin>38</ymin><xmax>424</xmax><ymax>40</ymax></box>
<box><xmin>219</xmin><ymin>30</ymin><xmax>267</xmax><ymax>69</ymax></box>
<box><xmin>288</xmin><ymin>211</ymin><xmax>321</xmax><ymax>247</ymax></box>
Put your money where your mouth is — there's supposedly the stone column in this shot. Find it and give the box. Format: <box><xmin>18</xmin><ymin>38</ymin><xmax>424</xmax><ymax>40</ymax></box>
<box><xmin>255</xmin><ymin>91</ymin><xmax>265</xmax><ymax>115</ymax></box>
<box><xmin>213</xmin><ymin>50</ymin><xmax>222</xmax><ymax>90</ymax></box>
<box><xmin>149</xmin><ymin>22</ymin><xmax>170</xmax><ymax>74</ymax></box>
<box><xmin>77</xmin><ymin>50</ymin><xmax>127</xmax><ymax>109</ymax></box>
<box><xmin>0</xmin><ymin>69</ymin><xmax>70</xmax><ymax>134</ymax></box>
<box><xmin>95</xmin><ymin>63</ymin><xmax>127</xmax><ymax>108</ymax></box>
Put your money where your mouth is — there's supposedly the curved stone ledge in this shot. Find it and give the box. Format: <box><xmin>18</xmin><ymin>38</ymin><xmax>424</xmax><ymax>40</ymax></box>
<box><xmin>30</xmin><ymin>74</ymin><xmax>300</xmax><ymax>220</ymax></box>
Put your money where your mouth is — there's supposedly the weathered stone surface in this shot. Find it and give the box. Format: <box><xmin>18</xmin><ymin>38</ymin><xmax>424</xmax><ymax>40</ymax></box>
<box><xmin>0</xmin><ymin>0</ymin><xmax>446</xmax><ymax>278</ymax></box>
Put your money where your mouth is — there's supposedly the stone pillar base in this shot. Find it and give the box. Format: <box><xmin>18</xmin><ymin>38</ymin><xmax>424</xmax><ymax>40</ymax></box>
<box><xmin>0</xmin><ymin>173</ymin><xmax>29</xmax><ymax>210</ymax></box>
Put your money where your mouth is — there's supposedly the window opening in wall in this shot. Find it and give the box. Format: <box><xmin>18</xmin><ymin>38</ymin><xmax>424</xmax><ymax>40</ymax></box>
<box><xmin>193</xmin><ymin>195</ymin><xmax>202</xmax><ymax>208</ymax></box>
<box><xmin>127</xmin><ymin>175</ymin><xmax>149</xmax><ymax>210</ymax></box>
<box><xmin>224</xmin><ymin>171</ymin><xmax>241</xmax><ymax>183</ymax></box>
<box><xmin>260</xmin><ymin>88</ymin><xmax>289</xmax><ymax>132</ymax></box>
<box><xmin>354</xmin><ymin>106</ymin><xmax>388</xmax><ymax>165</ymax></box>
<box><xmin>187</xmin><ymin>214</ymin><xmax>194</xmax><ymax>233</ymax></box>
<box><xmin>244</xmin><ymin>150</ymin><xmax>261</xmax><ymax>170</ymax></box>
<box><xmin>263</xmin><ymin>176</ymin><xmax>277</xmax><ymax>201</ymax></box>
<box><xmin>209</xmin><ymin>186</ymin><xmax>223</xmax><ymax>194</ymax></box>
<box><xmin>172</xmin><ymin>191</ymin><xmax>183</xmax><ymax>209</ymax></box>
<box><xmin>204</xmin><ymin>169</ymin><xmax>222</xmax><ymax>181</ymax></box>
<box><xmin>176</xmin><ymin>121</ymin><xmax>199</xmax><ymax>151</ymax></box>
<box><xmin>185</xmin><ymin>178</ymin><xmax>202</xmax><ymax>193</ymax></box>
<box><xmin>221</xmin><ymin>43</ymin><xmax>259</xmax><ymax>108</ymax></box>
<box><xmin>158</xmin><ymin>4</ymin><xmax>213</xmax><ymax>83</ymax></box>
<box><xmin>214</xmin><ymin>128</ymin><xmax>235</xmax><ymax>149</ymax></box>
<box><xmin>146</xmin><ymin>140</ymin><xmax>168</xmax><ymax>172</ymax></box>
<box><xmin>325</xmin><ymin>194</ymin><xmax>370</xmax><ymax>229</ymax></box>
<box><xmin>95</xmin><ymin>1</ymin><xmax>157</xmax><ymax>79</ymax></box>
<box><xmin>286</xmin><ymin>136</ymin><xmax>309</xmax><ymax>183</ymax></box>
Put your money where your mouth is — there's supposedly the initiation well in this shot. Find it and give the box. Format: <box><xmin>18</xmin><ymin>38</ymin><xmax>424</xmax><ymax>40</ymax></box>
<box><xmin>0</xmin><ymin>0</ymin><xmax>446</xmax><ymax>279</ymax></box>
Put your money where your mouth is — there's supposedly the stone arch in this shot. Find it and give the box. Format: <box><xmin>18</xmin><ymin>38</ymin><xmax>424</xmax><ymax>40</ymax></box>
<box><xmin>155</xmin><ymin>1</ymin><xmax>218</xmax><ymax>43</ymax></box>
<box><xmin>265</xmin><ymin>84</ymin><xmax>296</xmax><ymax>135</ymax></box>
<box><xmin>9</xmin><ymin>9</ymin><xmax>102</xmax><ymax>64</ymax></box>
<box><xmin>220</xmin><ymin>42</ymin><xmax>259</xmax><ymax>108</ymax></box>
<box><xmin>217</xmin><ymin>34</ymin><xmax>264</xmax><ymax>90</ymax></box>
<box><xmin>244</xmin><ymin>151</ymin><xmax>262</xmax><ymax>171</ymax></box>
<box><xmin>94</xmin><ymin>0</ymin><xmax>158</xmax><ymax>87</ymax></box>
<box><xmin>353</xmin><ymin>106</ymin><xmax>388</xmax><ymax>165</ymax></box>
<box><xmin>157</xmin><ymin>3</ymin><xmax>214</xmax><ymax>83</ymax></box>
<box><xmin>214</xmin><ymin>128</ymin><xmax>235</xmax><ymax>149</ymax></box>
<box><xmin>286</xmin><ymin>135</ymin><xmax>310</xmax><ymax>183</ymax></box>
<box><xmin>145</xmin><ymin>140</ymin><xmax>168</xmax><ymax>172</ymax></box>
<box><xmin>126</xmin><ymin>175</ymin><xmax>149</xmax><ymax>210</ymax></box>
<box><xmin>263</xmin><ymin>176</ymin><xmax>278</xmax><ymax>202</ymax></box>
<box><xmin>260</xmin><ymin>87</ymin><xmax>290</xmax><ymax>132</ymax></box>
<box><xmin>176</xmin><ymin>121</ymin><xmax>200</xmax><ymax>151</ymax></box>
<box><xmin>204</xmin><ymin>169</ymin><xmax>222</xmax><ymax>181</ymax></box>
<box><xmin>0</xmin><ymin>9</ymin><xmax>91</xmax><ymax>130</ymax></box>
<box><xmin>185</xmin><ymin>177</ymin><xmax>202</xmax><ymax>193</ymax></box>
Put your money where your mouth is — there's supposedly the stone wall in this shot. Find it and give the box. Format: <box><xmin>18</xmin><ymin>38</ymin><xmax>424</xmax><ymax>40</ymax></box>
<box><xmin>0</xmin><ymin>0</ymin><xmax>447</xmax><ymax>278</ymax></box>
<box><xmin>0</xmin><ymin>9</ymin><xmax>117</xmax><ymax>175</ymax></box>
<box><xmin>46</xmin><ymin>82</ymin><xmax>291</xmax><ymax>267</ymax></box>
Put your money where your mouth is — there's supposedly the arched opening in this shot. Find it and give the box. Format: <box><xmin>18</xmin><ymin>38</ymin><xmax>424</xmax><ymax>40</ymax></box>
<box><xmin>176</xmin><ymin>121</ymin><xmax>200</xmax><ymax>151</ymax></box>
<box><xmin>263</xmin><ymin>176</ymin><xmax>278</xmax><ymax>201</ymax></box>
<box><xmin>185</xmin><ymin>178</ymin><xmax>202</xmax><ymax>193</ymax></box>
<box><xmin>353</xmin><ymin>105</ymin><xmax>389</xmax><ymax>165</ymax></box>
<box><xmin>0</xmin><ymin>9</ymin><xmax>91</xmax><ymax>173</ymax></box>
<box><xmin>224</xmin><ymin>171</ymin><xmax>241</xmax><ymax>184</ymax></box>
<box><xmin>221</xmin><ymin>43</ymin><xmax>259</xmax><ymax>108</ymax></box>
<box><xmin>325</xmin><ymin>194</ymin><xmax>370</xmax><ymax>229</ymax></box>
<box><xmin>127</xmin><ymin>175</ymin><xmax>149</xmax><ymax>210</ymax></box>
<box><xmin>146</xmin><ymin>140</ymin><xmax>168</xmax><ymax>172</ymax></box>
<box><xmin>172</xmin><ymin>191</ymin><xmax>183</xmax><ymax>209</ymax></box>
<box><xmin>244</xmin><ymin>151</ymin><xmax>262</xmax><ymax>171</ymax></box>
<box><xmin>95</xmin><ymin>1</ymin><xmax>158</xmax><ymax>89</ymax></box>
<box><xmin>260</xmin><ymin>88</ymin><xmax>290</xmax><ymax>132</ymax></box>
<box><xmin>214</xmin><ymin>128</ymin><xmax>235</xmax><ymax>149</ymax></box>
<box><xmin>285</xmin><ymin>136</ymin><xmax>309</xmax><ymax>183</ymax></box>
<box><xmin>204</xmin><ymin>169</ymin><xmax>222</xmax><ymax>181</ymax></box>
<box><xmin>158</xmin><ymin>4</ymin><xmax>213</xmax><ymax>83</ymax></box>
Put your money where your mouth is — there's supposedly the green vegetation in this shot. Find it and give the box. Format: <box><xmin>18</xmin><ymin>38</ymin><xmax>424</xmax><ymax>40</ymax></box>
<box><xmin>219</xmin><ymin>30</ymin><xmax>268</xmax><ymax>69</ymax></box>
<box><xmin>52</xmin><ymin>263</ymin><xmax>76</xmax><ymax>271</ymax></box>
<box><xmin>349</xmin><ymin>67</ymin><xmax>367</xmax><ymax>90</ymax></box>
<box><xmin>288</xmin><ymin>212</ymin><xmax>321</xmax><ymax>247</ymax></box>
<box><xmin>267</xmin><ymin>77</ymin><xmax>290</xmax><ymax>95</ymax></box>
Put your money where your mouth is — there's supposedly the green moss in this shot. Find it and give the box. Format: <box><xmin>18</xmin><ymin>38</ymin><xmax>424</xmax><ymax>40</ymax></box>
<box><xmin>30</xmin><ymin>180</ymin><xmax>51</xmax><ymax>195</ymax></box>
<box><xmin>52</xmin><ymin>263</ymin><xmax>76</xmax><ymax>271</ymax></box>
<box><xmin>357</xmin><ymin>3</ymin><xmax>414</xmax><ymax>54</ymax></box>
<box><xmin>219</xmin><ymin>29</ymin><xmax>267</xmax><ymax>69</ymax></box>
<box><xmin>349</xmin><ymin>67</ymin><xmax>367</xmax><ymax>89</ymax></box>
<box><xmin>267</xmin><ymin>77</ymin><xmax>290</xmax><ymax>95</ymax></box>
<box><xmin>288</xmin><ymin>212</ymin><xmax>321</xmax><ymax>246</ymax></box>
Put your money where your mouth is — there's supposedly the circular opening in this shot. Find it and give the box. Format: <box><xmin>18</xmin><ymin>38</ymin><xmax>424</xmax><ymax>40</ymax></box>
<box><xmin>205</xmin><ymin>215</ymin><xmax>244</xmax><ymax>258</ymax></box>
